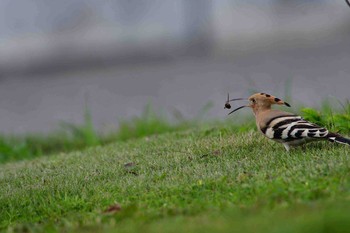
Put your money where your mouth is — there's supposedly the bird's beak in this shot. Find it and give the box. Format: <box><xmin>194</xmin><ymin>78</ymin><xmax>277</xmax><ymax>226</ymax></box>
<box><xmin>228</xmin><ymin>98</ymin><xmax>246</xmax><ymax>102</ymax></box>
<box><xmin>228</xmin><ymin>105</ymin><xmax>249</xmax><ymax>115</ymax></box>
<box><xmin>225</xmin><ymin>96</ymin><xmax>248</xmax><ymax>115</ymax></box>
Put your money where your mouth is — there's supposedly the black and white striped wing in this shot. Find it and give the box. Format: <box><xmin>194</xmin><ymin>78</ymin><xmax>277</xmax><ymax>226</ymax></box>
<box><xmin>262</xmin><ymin>115</ymin><xmax>329</xmax><ymax>142</ymax></box>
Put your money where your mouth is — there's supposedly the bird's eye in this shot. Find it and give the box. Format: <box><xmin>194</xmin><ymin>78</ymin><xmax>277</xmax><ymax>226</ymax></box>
<box><xmin>250</xmin><ymin>99</ymin><xmax>256</xmax><ymax>104</ymax></box>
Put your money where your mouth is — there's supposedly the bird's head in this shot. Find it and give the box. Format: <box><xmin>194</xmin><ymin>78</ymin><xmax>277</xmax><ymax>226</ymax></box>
<box><xmin>226</xmin><ymin>92</ymin><xmax>291</xmax><ymax>115</ymax></box>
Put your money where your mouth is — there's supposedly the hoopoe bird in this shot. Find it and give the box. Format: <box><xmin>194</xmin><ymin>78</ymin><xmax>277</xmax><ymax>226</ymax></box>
<box><xmin>225</xmin><ymin>92</ymin><xmax>350</xmax><ymax>151</ymax></box>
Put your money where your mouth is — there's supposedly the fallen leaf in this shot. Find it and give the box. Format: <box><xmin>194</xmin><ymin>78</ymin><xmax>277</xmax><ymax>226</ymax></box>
<box><xmin>124</xmin><ymin>162</ymin><xmax>135</xmax><ymax>168</ymax></box>
<box><xmin>103</xmin><ymin>204</ymin><xmax>122</xmax><ymax>214</ymax></box>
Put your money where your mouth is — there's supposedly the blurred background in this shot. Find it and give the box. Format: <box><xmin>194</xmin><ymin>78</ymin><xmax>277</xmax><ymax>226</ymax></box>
<box><xmin>0</xmin><ymin>0</ymin><xmax>349</xmax><ymax>134</ymax></box>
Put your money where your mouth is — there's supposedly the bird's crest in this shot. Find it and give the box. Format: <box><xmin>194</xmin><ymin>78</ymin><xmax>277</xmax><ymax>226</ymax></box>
<box><xmin>249</xmin><ymin>93</ymin><xmax>290</xmax><ymax>107</ymax></box>
<box><xmin>225</xmin><ymin>92</ymin><xmax>290</xmax><ymax>115</ymax></box>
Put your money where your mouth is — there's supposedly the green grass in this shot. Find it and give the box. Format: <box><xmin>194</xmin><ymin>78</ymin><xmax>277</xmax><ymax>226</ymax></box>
<box><xmin>1</xmin><ymin>123</ymin><xmax>350</xmax><ymax>233</ymax></box>
<box><xmin>1</xmin><ymin>100</ymin><xmax>349</xmax><ymax>165</ymax></box>
<box><xmin>0</xmin><ymin>104</ymin><xmax>195</xmax><ymax>164</ymax></box>
<box><xmin>301</xmin><ymin>99</ymin><xmax>350</xmax><ymax>133</ymax></box>
<box><xmin>1</xmin><ymin>101</ymin><xmax>350</xmax><ymax>232</ymax></box>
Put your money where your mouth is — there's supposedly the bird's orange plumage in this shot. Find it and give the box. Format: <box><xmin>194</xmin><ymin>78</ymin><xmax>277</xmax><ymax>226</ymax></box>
<box><xmin>226</xmin><ymin>92</ymin><xmax>350</xmax><ymax>151</ymax></box>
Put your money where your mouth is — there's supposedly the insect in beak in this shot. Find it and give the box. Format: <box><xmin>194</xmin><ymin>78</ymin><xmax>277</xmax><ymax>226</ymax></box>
<box><xmin>224</xmin><ymin>93</ymin><xmax>231</xmax><ymax>109</ymax></box>
<box><xmin>224</xmin><ymin>93</ymin><xmax>246</xmax><ymax>109</ymax></box>
<box><xmin>224</xmin><ymin>93</ymin><xmax>247</xmax><ymax>114</ymax></box>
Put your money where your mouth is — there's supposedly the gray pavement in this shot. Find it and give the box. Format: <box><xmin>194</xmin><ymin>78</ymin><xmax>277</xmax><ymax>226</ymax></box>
<box><xmin>1</xmin><ymin>40</ymin><xmax>349</xmax><ymax>134</ymax></box>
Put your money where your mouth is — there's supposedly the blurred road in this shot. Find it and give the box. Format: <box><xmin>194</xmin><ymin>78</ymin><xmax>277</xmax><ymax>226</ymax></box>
<box><xmin>0</xmin><ymin>39</ymin><xmax>349</xmax><ymax>134</ymax></box>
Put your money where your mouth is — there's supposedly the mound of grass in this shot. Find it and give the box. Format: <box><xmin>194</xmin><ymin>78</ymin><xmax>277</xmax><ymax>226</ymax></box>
<box><xmin>0</xmin><ymin>105</ymin><xmax>195</xmax><ymax>164</ymax></box>
<box><xmin>1</xmin><ymin>124</ymin><xmax>349</xmax><ymax>232</ymax></box>
<box><xmin>1</xmin><ymin>100</ymin><xmax>350</xmax><ymax>165</ymax></box>
<box><xmin>301</xmin><ymin>99</ymin><xmax>350</xmax><ymax>133</ymax></box>
<box><xmin>112</xmin><ymin>104</ymin><xmax>193</xmax><ymax>141</ymax></box>
<box><xmin>0</xmin><ymin>107</ymin><xmax>99</xmax><ymax>164</ymax></box>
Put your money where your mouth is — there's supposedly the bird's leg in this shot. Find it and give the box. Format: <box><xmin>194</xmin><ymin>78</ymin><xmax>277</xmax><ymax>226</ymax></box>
<box><xmin>282</xmin><ymin>143</ymin><xmax>290</xmax><ymax>152</ymax></box>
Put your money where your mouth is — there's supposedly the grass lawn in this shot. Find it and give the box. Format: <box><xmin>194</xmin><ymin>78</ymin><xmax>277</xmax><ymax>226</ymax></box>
<box><xmin>1</xmin><ymin>124</ymin><xmax>350</xmax><ymax>233</ymax></box>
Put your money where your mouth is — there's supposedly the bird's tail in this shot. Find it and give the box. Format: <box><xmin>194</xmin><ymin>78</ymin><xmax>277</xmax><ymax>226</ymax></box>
<box><xmin>328</xmin><ymin>133</ymin><xmax>350</xmax><ymax>146</ymax></box>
